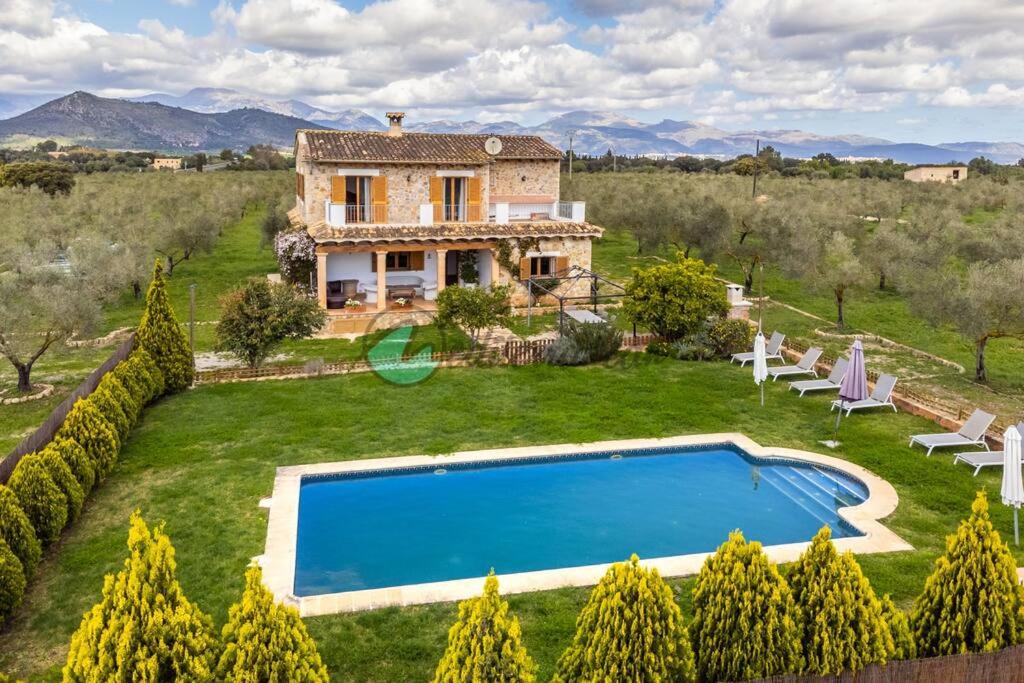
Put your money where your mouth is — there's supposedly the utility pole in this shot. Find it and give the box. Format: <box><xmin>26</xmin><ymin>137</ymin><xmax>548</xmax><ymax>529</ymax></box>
<box><xmin>567</xmin><ymin>130</ymin><xmax>575</xmax><ymax>182</ymax></box>
<box><xmin>612</xmin><ymin>147</ymin><xmax>617</xmax><ymax>172</ymax></box>
<box><xmin>188</xmin><ymin>284</ymin><xmax>196</xmax><ymax>351</ymax></box>
<box><xmin>752</xmin><ymin>139</ymin><xmax>760</xmax><ymax>199</ymax></box>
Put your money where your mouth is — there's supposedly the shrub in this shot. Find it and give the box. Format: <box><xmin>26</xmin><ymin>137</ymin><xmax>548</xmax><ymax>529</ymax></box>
<box><xmin>217</xmin><ymin>564</ymin><xmax>328</xmax><ymax>681</ymax></box>
<box><xmin>706</xmin><ymin>317</ymin><xmax>754</xmax><ymax>358</ymax></box>
<box><xmin>788</xmin><ymin>526</ymin><xmax>891</xmax><ymax>674</ymax></box>
<box><xmin>0</xmin><ymin>538</ymin><xmax>26</xmax><ymax>627</ymax></box>
<box><xmin>690</xmin><ymin>531</ymin><xmax>802</xmax><ymax>681</ymax></box>
<box><xmin>57</xmin><ymin>398</ymin><xmax>120</xmax><ymax>478</ymax></box>
<box><xmin>623</xmin><ymin>255</ymin><xmax>728</xmax><ymax>340</ymax></box>
<box><xmin>881</xmin><ymin>594</ymin><xmax>916</xmax><ymax>660</ymax></box>
<box><xmin>553</xmin><ymin>555</ymin><xmax>694</xmax><ymax>682</ymax></box>
<box><xmin>8</xmin><ymin>453</ymin><xmax>68</xmax><ymax>546</ymax></box>
<box><xmin>64</xmin><ymin>511</ymin><xmax>217</xmax><ymax>681</ymax></box>
<box><xmin>434</xmin><ymin>571</ymin><xmax>535</xmax><ymax>683</ymax></box>
<box><xmin>133</xmin><ymin>347</ymin><xmax>166</xmax><ymax>401</ymax></box>
<box><xmin>135</xmin><ymin>260</ymin><xmax>194</xmax><ymax>393</ymax></box>
<box><xmin>87</xmin><ymin>385</ymin><xmax>131</xmax><ymax>442</ymax></box>
<box><xmin>0</xmin><ymin>486</ymin><xmax>41</xmax><ymax>580</ymax></box>
<box><xmin>97</xmin><ymin>373</ymin><xmax>139</xmax><ymax>425</ymax></box>
<box><xmin>215</xmin><ymin>277</ymin><xmax>326</xmax><ymax>368</ymax></box>
<box><xmin>544</xmin><ymin>320</ymin><xmax>623</xmax><ymax>366</ymax></box>
<box><xmin>39</xmin><ymin>445</ymin><xmax>85</xmax><ymax>524</ymax></box>
<box><xmin>911</xmin><ymin>491</ymin><xmax>1024</xmax><ymax>656</ymax></box>
<box><xmin>436</xmin><ymin>285</ymin><xmax>512</xmax><ymax>347</ymax></box>
<box><xmin>274</xmin><ymin>229</ymin><xmax>317</xmax><ymax>286</ymax></box>
<box><xmin>49</xmin><ymin>436</ymin><xmax>95</xmax><ymax>495</ymax></box>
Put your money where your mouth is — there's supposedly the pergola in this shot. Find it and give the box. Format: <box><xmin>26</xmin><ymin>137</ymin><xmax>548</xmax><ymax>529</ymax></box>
<box><xmin>525</xmin><ymin>265</ymin><xmax>627</xmax><ymax>335</ymax></box>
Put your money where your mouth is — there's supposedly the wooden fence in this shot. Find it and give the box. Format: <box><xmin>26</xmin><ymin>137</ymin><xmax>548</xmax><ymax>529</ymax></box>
<box><xmin>744</xmin><ymin>643</ymin><xmax>1024</xmax><ymax>683</ymax></box>
<box><xmin>0</xmin><ymin>335</ymin><xmax>134</xmax><ymax>484</ymax></box>
<box><xmin>503</xmin><ymin>333</ymin><xmax>659</xmax><ymax>366</ymax></box>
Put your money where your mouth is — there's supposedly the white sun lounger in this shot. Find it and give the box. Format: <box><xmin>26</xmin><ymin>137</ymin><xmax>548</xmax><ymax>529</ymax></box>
<box><xmin>731</xmin><ymin>331</ymin><xmax>785</xmax><ymax>366</ymax></box>
<box><xmin>790</xmin><ymin>357</ymin><xmax>848</xmax><ymax>396</ymax></box>
<box><xmin>909</xmin><ymin>408</ymin><xmax>996</xmax><ymax>457</ymax></box>
<box><xmin>953</xmin><ymin>422</ymin><xmax>1024</xmax><ymax>475</ymax></box>
<box><xmin>767</xmin><ymin>347</ymin><xmax>822</xmax><ymax>380</ymax></box>
<box><xmin>830</xmin><ymin>374</ymin><xmax>898</xmax><ymax>415</ymax></box>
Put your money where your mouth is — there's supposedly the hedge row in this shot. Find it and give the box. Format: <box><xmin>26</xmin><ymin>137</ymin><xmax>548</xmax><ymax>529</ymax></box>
<box><xmin>0</xmin><ymin>262</ymin><xmax>191</xmax><ymax>627</ymax></box>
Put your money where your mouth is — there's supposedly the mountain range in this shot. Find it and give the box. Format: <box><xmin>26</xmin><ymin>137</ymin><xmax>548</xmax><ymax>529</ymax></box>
<box><xmin>2</xmin><ymin>88</ymin><xmax>1023</xmax><ymax>164</ymax></box>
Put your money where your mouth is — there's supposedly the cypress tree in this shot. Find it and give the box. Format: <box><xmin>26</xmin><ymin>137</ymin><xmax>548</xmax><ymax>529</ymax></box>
<box><xmin>553</xmin><ymin>556</ymin><xmax>694</xmax><ymax>682</ymax></box>
<box><xmin>434</xmin><ymin>571</ymin><xmax>536</xmax><ymax>683</ymax></box>
<box><xmin>87</xmin><ymin>384</ymin><xmax>131</xmax><ymax>442</ymax></box>
<box><xmin>911</xmin><ymin>491</ymin><xmax>1024</xmax><ymax>656</ymax></box>
<box><xmin>133</xmin><ymin>347</ymin><xmax>166</xmax><ymax>401</ymax></box>
<box><xmin>8</xmin><ymin>453</ymin><xmax>68</xmax><ymax>546</ymax></box>
<box><xmin>99</xmin><ymin>373</ymin><xmax>139</xmax><ymax>423</ymax></box>
<box><xmin>788</xmin><ymin>526</ymin><xmax>892</xmax><ymax>674</ymax></box>
<box><xmin>135</xmin><ymin>261</ymin><xmax>193</xmax><ymax>393</ymax></box>
<box><xmin>49</xmin><ymin>436</ymin><xmax>95</xmax><ymax>496</ymax></box>
<box><xmin>881</xmin><ymin>594</ymin><xmax>915</xmax><ymax>660</ymax></box>
<box><xmin>0</xmin><ymin>485</ymin><xmax>41</xmax><ymax>580</ymax></box>
<box><xmin>0</xmin><ymin>537</ymin><xmax>26</xmax><ymax>626</ymax></box>
<box><xmin>63</xmin><ymin>511</ymin><xmax>217</xmax><ymax>681</ymax></box>
<box><xmin>39</xmin><ymin>445</ymin><xmax>85</xmax><ymax>524</ymax></box>
<box><xmin>216</xmin><ymin>564</ymin><xmax>329</xmax><ymax>682</ymax></box>
<box><xmin>691</xmin><ymin>531</ymin><xmax>802</xmax><ymax>681</ymax></box>
<box><xmin>56</xmin><ymin>398</ymin><xmax>119</xmax><ymax>478</ymax></box>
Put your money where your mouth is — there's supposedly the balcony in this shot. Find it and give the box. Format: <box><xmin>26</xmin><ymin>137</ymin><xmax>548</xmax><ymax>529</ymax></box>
<box><xmin>325</xmin><ymin>202</ymin><xmax>387</xmax><ymax>227</ymax></box>
<box><xmin>323</xmin><ymin>199</ymin><xmax>585</xmax><ymax>227</ymax></box>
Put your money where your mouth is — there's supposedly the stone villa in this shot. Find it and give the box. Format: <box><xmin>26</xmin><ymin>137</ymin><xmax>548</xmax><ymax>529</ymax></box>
<box><xmin>903</xmin><ymin>166</ymin><xmax>967</xmax><ymax>183</ymax></box>
<box><xmin>288</xmin><ymin>113</ymin><xmax>602</xmax><ymax>330</ymax></box>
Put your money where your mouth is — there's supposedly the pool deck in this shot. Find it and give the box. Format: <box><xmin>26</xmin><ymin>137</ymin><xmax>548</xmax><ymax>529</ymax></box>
<box><xmin>259</xmin><ymin>433</ymin><xmax>912</xmax><ymax>617</ymax></box>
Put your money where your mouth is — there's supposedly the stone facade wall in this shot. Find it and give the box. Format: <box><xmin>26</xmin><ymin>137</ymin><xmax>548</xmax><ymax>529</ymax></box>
<box><xmin>489</xmin><ymin>159</ymin><xmax>560</xmax><ymax>198</ymax></box>
<box><xmin>492</xmin><ymin>236</ymin><xmax>593</xmax><ymax>306</ymax></box>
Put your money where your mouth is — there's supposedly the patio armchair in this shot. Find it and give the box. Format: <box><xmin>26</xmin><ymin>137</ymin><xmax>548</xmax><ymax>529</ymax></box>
<box><xmin>953</xmin><ymin>423</ymin><xmax>1024</xmax><ymax>475</ymax></box>
<box><xmin>910</xmin><ymin>408</ymin><xmax>996</xmax><ymax>457</ymax></box>
<box><xmin>830</xmin><ymin>374</ymin><xmax>898</xmax><ymax>415</ymax></box>
<box><xmin>789</xmin><ymin>357</ymin><xmax>848</xmax><ymax>396</ymax></box>
<box><xmin>326</xmin><ymin>280</ymin><xmax>346</xmax><ymax>309</ymax></box>
<box><xmin>766</xmin><ymin>347</ymin><xmax>823</xmax><ymax>380</ymax></box>
<box><xmin>731</xmin><ymin>331</ymin><xmax>785</xmax><ymax>366</ymax></box>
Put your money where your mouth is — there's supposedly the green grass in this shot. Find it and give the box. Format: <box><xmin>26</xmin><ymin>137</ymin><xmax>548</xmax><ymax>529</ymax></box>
<box><xmin>1</xmin><ymin>356</ymin><xmax>1018</xmax><ymax>681</ymax></box>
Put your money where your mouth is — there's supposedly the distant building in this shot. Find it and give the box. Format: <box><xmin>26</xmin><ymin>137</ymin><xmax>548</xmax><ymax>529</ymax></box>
<box><xmin>903</xmin><ymin>166</ymin><xmax>967</xmax><ymax>183</ymax></box>
<box><xmin>152</xmin><ymin>157</ymin><xmax>182</xmax><ymax>170</ymax></box>
<box><xmin>46</xmin><ymin>151</ymin><xmax>67</xmax><ymax>159</ymax></box>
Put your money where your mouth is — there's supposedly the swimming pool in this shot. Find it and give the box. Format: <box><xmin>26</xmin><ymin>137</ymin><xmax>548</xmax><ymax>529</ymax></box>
<box><xmin>292</xmin><ymin>442</ymin><xmax>870</xmax><ymax>597</ymax></box>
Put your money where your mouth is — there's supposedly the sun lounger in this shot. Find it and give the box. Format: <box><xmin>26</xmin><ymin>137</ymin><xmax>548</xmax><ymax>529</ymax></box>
<box><xmin>830</xmin><ymin>374</ymin><xmax>898</xmax><ymax>415</ymax></box>
<box><xmin>564</xmin><ymin>309</ymin><xmax>605</xmax><ymax>325</ymax></box>
<box><xmin>732</xmin><ymin>331</ymin><xmax>785</xmax><ymax>366</ymax></box>
<box><xmin>767</xmin><ymin>347</ymin><xmax>822</xmax><ymax>380</ymax></box>
<box><xmin>953</xmin><ymin>423</ymin><xmax>1024</xmax><ymax>475</ymax></box>
<box><xmin>789</xmin><ymin>358</ymin><xmax>848</xmax><ymax>396</ymax></box>
<box><xmin>909</xmin><ymin>408</ymin><xmax>995</xmax><ymax>456</ymax></box>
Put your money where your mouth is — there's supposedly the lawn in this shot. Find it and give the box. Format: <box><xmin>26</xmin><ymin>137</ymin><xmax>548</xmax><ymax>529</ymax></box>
<box><xmin>1</xmin><ymin>355</ymin><xmax>1017</xmax><ymax>681</ymax></box>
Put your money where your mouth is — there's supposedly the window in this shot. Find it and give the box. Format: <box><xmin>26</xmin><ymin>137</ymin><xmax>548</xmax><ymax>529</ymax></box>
<box><xmin>371</xmin><ymin>251</ymin><xmax>424</xmax><ymax>272</ymax></box>
<box><xmin>952</xmin><ymin>169</ymin><xmax>960</xmax><ymax>180</ymax></box>
<box><xmin>530</xmin><ymin>256</ymin><xmax>556</xmax><ymax>276</ymax></box>
<box><xmin>346</xmin><ymin>176</ymin><xmax>372</xmax><ymax>222</ymax></box>
<box><xmin>442</xmin><ymin>177</ymin><xmax>465</xmax><ymax>221</ymax></box>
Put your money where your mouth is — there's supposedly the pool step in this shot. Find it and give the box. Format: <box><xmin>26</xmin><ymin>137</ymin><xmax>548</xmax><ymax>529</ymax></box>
<box><xmin>782</xmin><ymin>468</ymin><xmax>861</xmax><ymax>509</ymax></box>
<box><xmin>757</xmin><ymin>469</ymin><xmax>836</xmax><ymax>530</ymax></box>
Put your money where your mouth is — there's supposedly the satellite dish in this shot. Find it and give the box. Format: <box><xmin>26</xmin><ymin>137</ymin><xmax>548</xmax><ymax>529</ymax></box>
<box><xmin>484</xmin><ymin>136</ymin><xmax>503</xmax><ymax>155</ymax></box>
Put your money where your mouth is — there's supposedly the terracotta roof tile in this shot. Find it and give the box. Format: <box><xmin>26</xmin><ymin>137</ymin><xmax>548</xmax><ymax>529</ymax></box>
<box><xmin>301</xmin><ymin>219</ymin><xmax>602</xmax><ymax>245</ymax></box>
<box><xmin>300</xmin><ymin>130</ymin><xmax>561</xmax><ymax>164</ymax></box>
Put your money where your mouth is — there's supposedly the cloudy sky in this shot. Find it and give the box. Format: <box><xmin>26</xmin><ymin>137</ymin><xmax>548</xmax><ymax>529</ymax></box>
<box><xmin>3</xmin><ymin>0</ymin><xmax>1024</xmax><ymax>142</ymax></box>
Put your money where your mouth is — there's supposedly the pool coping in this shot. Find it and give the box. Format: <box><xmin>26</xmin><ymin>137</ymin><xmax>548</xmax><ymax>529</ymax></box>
<box><xmin>260</xmin><ymin>433</ymin><xmax>912</xmax><ymax>617</ymax></box>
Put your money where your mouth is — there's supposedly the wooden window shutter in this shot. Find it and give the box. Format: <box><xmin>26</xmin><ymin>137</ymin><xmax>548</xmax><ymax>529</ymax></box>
<box><xmin>555</xmin><ymin>256</ymin><xmax>569</xmax><ymax>275</ymax></box>
<box><xmin>429</xmin><ymin>176</ymin><xmax>444</xmax><ymax>221</ymax></box>
<box><xmin>371</xmin><ymin>175</ymin><xmax>387</xmax><ymax>223</ymax></box>
<box><xmin>411</xmin><ymin>251</ymin><xmax>424</xmax><ymax>270</ymax></box>
<box><xmin>296</xmin><ymin>172</ymin><xmax>304</xmax><ymax>198</ymax></box>
<box><xmin>370</xmin><ymin>253</ymin><xmax>377</xmax><ymax>272</ymax></box>
<box><xmin>467</xmin><ymin>177</ymin><xmax>482</xmax><ymax>221</ymax></box>
<box><xmin>519</xmin><ymin>257</ymin><xmax>532</xmax><ymax>280</ymax></box>
<box><xmin>331</xmin><ymin>176</ymin><xmax>346</xmax><ymax>203</ymax></box>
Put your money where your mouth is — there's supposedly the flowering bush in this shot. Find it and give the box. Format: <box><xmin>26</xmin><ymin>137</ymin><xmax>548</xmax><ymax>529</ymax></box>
<box><xmin>274</xmin><ymin>230</ymin><xmax>317</xmax><ymax>286</ymax></box>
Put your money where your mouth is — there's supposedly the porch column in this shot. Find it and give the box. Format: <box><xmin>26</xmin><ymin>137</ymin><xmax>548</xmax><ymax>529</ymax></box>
<box><xmin>375</xmin><ymin>250</ymin><xmax>387</xmax><ymax>311</ymax></box>
<box><xmin>316</xmin><ymin>250</ymin><xmax>327</xmax><ymax>309</ymax></box>
<box><xmin>435</xmin><ymin>248</ymin><xmax>448</xmax><ymax>295</ymax></box>
<box><xmin>489</xmin><ymin>248</ymin><xmax>500</xmax><ymax>287</ymax></box>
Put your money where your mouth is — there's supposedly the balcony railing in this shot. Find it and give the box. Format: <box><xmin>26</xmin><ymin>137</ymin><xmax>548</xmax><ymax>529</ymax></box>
<box><xmin>432</xmin><ymin>204</ymin><xmax>483</xmax><ymax>223</ymax></box>
<box><xmin>488</xmin><ymin>201</ymin><xmax>585</xmax><ymax>224</ymax></box>
<box><xmin>322</xmin><ymin>199</ymin><xmax>585</xmax><ymax>227</ymax></box>
<box><xmin>325</xmin><ymin>202</ymin><xmax>387</xmax><ymax>227</ymax></box>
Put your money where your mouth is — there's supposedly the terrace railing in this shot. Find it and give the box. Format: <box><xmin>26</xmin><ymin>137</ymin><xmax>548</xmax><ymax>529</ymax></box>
<box><xmin>325</xmin><ymin>202</ymin><xmax>387</xmax><ymax>226</ymax></box>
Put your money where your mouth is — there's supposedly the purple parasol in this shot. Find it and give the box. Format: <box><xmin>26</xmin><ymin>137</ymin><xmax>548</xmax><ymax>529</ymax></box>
<box><xmin>839</xmin><ymin>340</ymin><xmax>868</xmax><ymax>404</ymax></box>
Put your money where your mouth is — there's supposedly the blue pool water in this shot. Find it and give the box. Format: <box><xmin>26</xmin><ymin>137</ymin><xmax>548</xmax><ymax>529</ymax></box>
<box><xmin>294</xmin><ymin>445</ymin><xmax>869</xmax><ymax>596</ymax></box>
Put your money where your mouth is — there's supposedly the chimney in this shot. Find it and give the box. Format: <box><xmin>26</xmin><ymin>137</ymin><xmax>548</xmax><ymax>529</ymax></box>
<box><xmin>386</xmin><ymin>112</ymin><xmax>405</xmax><ymax>137</ymax></box>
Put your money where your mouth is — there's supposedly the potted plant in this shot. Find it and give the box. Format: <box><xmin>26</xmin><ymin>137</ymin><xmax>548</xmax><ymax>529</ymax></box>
<box><xmin>344</xmin><ymin>298</ymin><xmax>363</xmax><ymax>311</ymax></box>
<box><xmin>393</xmin><ymin>297</ymin><xmax>410</xmax><ymax>308</ymax></box>
<box><xmin>459</xmin><ymin>251</ymin><xmax>480</xmax><ymax>288</ymax></box>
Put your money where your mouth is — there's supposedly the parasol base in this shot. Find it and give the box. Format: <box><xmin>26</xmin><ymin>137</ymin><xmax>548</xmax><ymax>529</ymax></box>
<box><xmin>819</xmin><ymin>440</ymin><xmax>841</xmax><ymax>449</ymax></box>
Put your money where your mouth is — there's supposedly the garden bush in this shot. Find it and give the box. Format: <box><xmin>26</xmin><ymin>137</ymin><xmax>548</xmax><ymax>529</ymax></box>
<box><xmin>623</xmin><ymin>255</ymin><xmax>728</xmax><ymax>340</ymax></box>
<box><xmin>7</xmin><ymin>453</ymin><xmax>68</xmax><ymax>546</ymax></box>
<box><xmin>788</xmin><ymin>526</ymin><xmax>892</xmax><ymax>673</ymax></box>
<box><xmin>544</xmin><ymin>320</ymin><xmax>623</xmax><ymax>366</ymax></box>
<box><xmin>434</xmin><ymin>571</ymin><xmax>535</xmax><ymax>683</ymax></box>
<box><xmin>56</xmin><ymin>398</ymin><xmax>120</xmax><ymax>478</ymax></box>
<box><xmin>645</xmin><ymin>317</ymin><xmax>752</xmax><ymax>361</ymax></box>
<box><xmin>690</xmin><ymin>531</ymin><xmax>802</xmax><ymax>681</ymax></box>
<box><xmin>217</xmin><ymin>564</ymin><xmax>328</xmax><ymax>681</ymax></box>
<box><xmin>0</xmin><ymin>485</ymin><xmax>41</xmax><ymax>580</ymax></box>
<box><xmin>881</xmin><ymin>594</ymin><xmax>916</xmax><ymax>660</ymax></box>
<box><xmin>39</xmin><ymin>445</ymin><xmax>85</xmax><ymax>524</ymax></box>
<box><xmin>133</xmin><ymin>347</ymin><xmax>166</xmax><ymax>401</ymax></box>
<box><xmin>0</xmin><ymin>538</ymin><xmax>26</xmax><ymax>627</ymax></box>
<box><xmin>912</xmin><ymin>491</ymin><xmax>1024</xmax><ymax>656</ymax></box>
<box><xmin>97</xmin><ymin>373</ymin><xmax>139</xmax><ymax>426</ymax></box>
<box><xmin>706</xmin><ymin>317</ymin><xmax>755</xmax><ymax>357</ymax></box>
<box><xmin>274</xmin><ymin>228</ymin><xmax>316</xmax><ymax>286</ymax></box>
<box><xmin>553</xmin><ymin>555</ymin><xmax>694</xmax><ymax>682</ymax></box>
<box><xmin>64</xmin><ymin>512</ymin><xmax>217</xmax><ymax>681</ymax></box>
<box><xmin>87</xmin><ymin>384</ymin><xmax>131</xmax><ymax>442</ymax></box>
<box><xmin>436</xmin><ymin>285</ymin><xmax>512</xmax><ymax>347</ymax></box>
<box><xmin>135</xmin><ymin>260</ymin><xmax>194</xmax><ymax>393</ymax></box>
<box><xmin>49</xmin><ymin>436</ymin><xmax>95</xmax><ymax>496</ymax></box>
